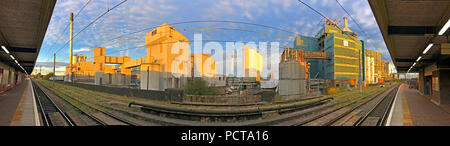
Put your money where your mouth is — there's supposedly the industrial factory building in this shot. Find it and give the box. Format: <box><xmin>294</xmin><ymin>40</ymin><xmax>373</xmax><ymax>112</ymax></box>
<box><xmin>64</xmin><ymin>21</ymin><xmax>268</xmax><ymax>92</ymax></box>
<box><xmin>64</xmin><ymin>23</ymin><xmax>214</xmax><ymax>90</ymax></box>
<box><xmin>64</xmin><ymin>18</ymin><xmax>396</xmax><ymax>95</ymax></box>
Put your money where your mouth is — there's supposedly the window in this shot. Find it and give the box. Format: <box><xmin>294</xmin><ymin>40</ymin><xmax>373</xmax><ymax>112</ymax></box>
<box><xmin>343</xmin><ymin>40</ymin><xmax>349</xmax><ymax>47</ymax></box>
<box><xmin>151</xmin><ymin>30</ymin><xmax>157</xmax><ymax>36</ymax></box>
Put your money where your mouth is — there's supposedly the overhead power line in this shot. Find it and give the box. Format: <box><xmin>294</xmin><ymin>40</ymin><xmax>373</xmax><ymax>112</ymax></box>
<box><xmin>103</xmin><ymin>27</ymin><xmax>296</xmax><ymax>47</ymax></box>
<box><xmin>106</xmin><ymin>20</ymin><xmax>301</xmax><ymax>44</ymax></box>
<box><xmin>335</xmin><ymin>0</ymin><xmax>378</xmax><ymax>50</ymax></box>
<box><xmin>43</xmin><ymin>0</ymin><xmax>93</xmax><ymax>61</ymax></box>
<box><xmin>296</xmin><ymin>0</ymin><xmax>343</xmax><ymax>32</ymax></box>
<box><xmin>53</xmin><ymin>0</ymin><xmax>128</xmax><ymax>55</ymax></box>
<box><xmin>100</xmin><ymin>39</ymin><xmax>288</xmax><ymax>58</ymax></box>
<box><xmin>297</xmin><ymin>0</ymin><xmax>328</xmax><ymax>19</ymax></box>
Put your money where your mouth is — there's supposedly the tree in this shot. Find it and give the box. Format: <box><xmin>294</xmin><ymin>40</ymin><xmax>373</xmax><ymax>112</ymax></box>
<box><xmin>43</xmin><ymin>72</ymin><xmax>55</xmax><ymax>79</ymax></box>
<box><xmin>32</xmin><ymin>73</ymin><xmax>42</xmax><ymax>79</ymax></box>
<box><xmin>184</xmin><ymin>78</ymin><xmax>218</xmax><ymax>95</ymax></box>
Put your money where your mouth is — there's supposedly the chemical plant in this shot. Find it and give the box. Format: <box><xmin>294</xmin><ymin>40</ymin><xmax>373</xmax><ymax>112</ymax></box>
<box><xmin>1</xmin><ymin>0</ymin><xmax>448</xmax><ymax>128</ymax></box>
<box><xmin>61</xmin><ymin>16</ymin><xmax>396</xmax><ymax>98</ymax></box>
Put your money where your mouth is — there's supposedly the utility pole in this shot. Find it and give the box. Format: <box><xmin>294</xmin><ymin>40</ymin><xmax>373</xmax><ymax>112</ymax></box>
<box><xmin>53</xmin><ymin>53</ymin><xmax>56</xmax><ymax>82</ymax></box>
<box><xmin>191</xmin><ymin>55</ymin><xmax>194</xmax><ymax>80</ymax></box>
<box><xmin>358</xmin><ymin>49</ymin><xmax>362</xmax><ymax>93</ymax></box>
<box><xmin>69</xmin><ymin>12</ymin><xmax>73</xmax><ymax>82</ymax></box>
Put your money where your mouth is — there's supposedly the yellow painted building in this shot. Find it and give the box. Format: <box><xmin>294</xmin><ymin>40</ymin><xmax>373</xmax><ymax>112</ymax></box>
<box><xmin>243</xmin><ymin>45</ymin><xmax>263</xmax><ymax>81</ymax></box>
<box><xmin>191</xmin><ymin>53</ymin><xmax>217</xmax><ymax>78</ymax></box>
<box><xmin>364</xmin><ymin>49</ymin><xmax>383</xmax><ymax>84</ymax></box>
<box><xmin>66</xmin><ymin>23</ymin><xmax>218</xmax><ymax>87</ymax></box>
<box><xmin>65</xmin><ymin>47</ymin><xmax>131</xmax><ymax>76</ymax></box>
<box><xmin>143</xmin><ymin>23</ymin><xmax>190</xmax><ymax>73</ymax></box>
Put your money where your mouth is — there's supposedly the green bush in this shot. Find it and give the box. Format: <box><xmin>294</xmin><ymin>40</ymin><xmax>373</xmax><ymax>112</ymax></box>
<box><xmin>184</xmin><ymin>78</ymin><xmax>218</xmax><ymax>95</ymax></box>
<box><xmin>43</xmin><ymin>72</ymin><xmax>55</xmax><ymax>79</ymax></box>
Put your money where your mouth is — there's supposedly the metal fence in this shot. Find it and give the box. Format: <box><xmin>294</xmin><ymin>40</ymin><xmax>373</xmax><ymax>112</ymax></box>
<box><xmin>57</xmin><ymin>81</ymin><xmax>167</xmax><ymax>101</ymax></box>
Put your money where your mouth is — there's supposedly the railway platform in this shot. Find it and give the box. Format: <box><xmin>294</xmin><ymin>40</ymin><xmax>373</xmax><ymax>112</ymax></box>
<box><xmin>0</xmin><ymin>78</ymin><xmax>39</xmax><ymax>126</ymax></box>
<box><xmin>388</xmin><ymin>83</ymin><xmax>450</xmax><ymax>126</ymax></box>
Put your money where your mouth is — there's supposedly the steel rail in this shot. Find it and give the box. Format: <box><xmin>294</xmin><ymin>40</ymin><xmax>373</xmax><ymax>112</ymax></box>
<box><xmin>294</xmin><ymin>85</ymin><xmax>396</xmax><ymax>126</ymax></box>
<box><xmin>32</xmin><ymin>80</ymin><xmax>75</xmax><ymax>126</ymax></box>
<box><xmin>354</xmin><ymin>86</ymin><xmax>399</xmax><ymax>126</ymax></box>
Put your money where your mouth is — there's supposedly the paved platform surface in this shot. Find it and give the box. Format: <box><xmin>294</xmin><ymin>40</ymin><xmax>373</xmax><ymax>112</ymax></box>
<box><xmin>389</xmin><ymin>83</ymin><xmax>450</xmax><ymax>126</ymax></box>
<box><xmin>0</xmin><ymin>78</ymin><xmax>39</xmax><ymax>126</ymax></box>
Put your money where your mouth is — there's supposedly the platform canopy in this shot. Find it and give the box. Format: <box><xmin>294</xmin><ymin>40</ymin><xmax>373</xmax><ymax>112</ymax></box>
<box><xmin>0</xmin><ymin>0</ymin><xmax>57</xmax><ymax>74</ymax></box>
<box><xmin>369</xmin><ymin>0</ymin><xmax>450</xmax><ymax>72</ymax></box>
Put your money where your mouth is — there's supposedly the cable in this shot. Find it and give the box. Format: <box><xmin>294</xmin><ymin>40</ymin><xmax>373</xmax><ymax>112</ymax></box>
<box><xmin>106</xmin><ymin>20</ymin><xmax>300</xmax><ymax>44</ymax></box>
<box><xmin>296</xmin><ymin>0</ymin><xmax>343</xmax><ymax>32</ymax></box>
<box><xmin>53</xmin><ymin>0</ymin><xmax>128</xmax><ymax>55</ymax></box>
<box><xmin>38</xmin><ymin>0</ymin><xmax>127</xmax><ymax>73</ymax></box>
<box><xmin>102</xmin><ymin>27</ymin><xmax>295</xmax><ymax>47</ymax></box>
<box><xmin>100</xmin><ymin>39</ymin><xmax>288</xmax><ymax>58</ymax></box>
<box><xmin>297</xmin><ymin>0</ymin><xmax>328</xmax><ymax>19</ymax></box>
<box><xmin>42</xmin><ymin>0</ymin><xmax>93</xmax><ymax>61</ymax></box>
<box><xmin>60</xmin><ymin>20</ymin><xmax>299</xmax><ymax>60</ymax></box>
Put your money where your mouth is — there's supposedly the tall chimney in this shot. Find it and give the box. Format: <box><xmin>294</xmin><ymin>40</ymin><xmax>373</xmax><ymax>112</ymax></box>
<box><xmin>343</xmin><ymin>17</ymin><xmax>352</xmax><ymax>32</ymax></box>
<box><xmin>344</xmin><ymin>17</ymin><xmax>348</xmax><ymax>28</ymax></box>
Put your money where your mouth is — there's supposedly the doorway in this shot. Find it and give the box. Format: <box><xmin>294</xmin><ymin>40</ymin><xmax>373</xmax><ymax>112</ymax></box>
<box><xmin>425</xmin><ymin>76</ymin><xmax>432</xmax><ymax>95</ymax></box>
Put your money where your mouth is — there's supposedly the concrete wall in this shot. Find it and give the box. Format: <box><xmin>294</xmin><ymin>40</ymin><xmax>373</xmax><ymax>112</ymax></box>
<box><xmin>0</xmin><ymin>61</ymin><xmax>24</xmax><ymax>88</ymax></box>
<box><xmin>279</xmin><ymin>60</ymin><xmax>306</xmax><ymax>96</ymax></box>
<box><xmin>73</xmin><ymin>74</ymin><xmax>94</xmax><ymax>83</ymax></box>
<box><xmin>111</xmin><ymin>73</ymin><xmax>131</xmax><ymax>85</ymax></box>
<box><xmin>438</xmin><ymin>70</ymin><xmax>450</xmax><ymax>104</ymax></box>
<box><xmin>140</xmin><ymin>69</ymin><xmax>161</xmax><ymax>91</ymax></box>
<box><xmin>93</xmin><ymin>72</ymin><xmax>110</xmax><ymax>85</ymax></box>
<box><xmin>94</xmin><ymin>72</ymin><xmax>102</xmax><ymax>85</ymax></box>
<box><xmin>418</xmin><ymin>68</ymin><xmax>425</xmax><ymax>94</ymax></box>
<box><xmin>102</xmin><ymin>73</ymin><xmax>111</xmax><ymax>85</ymax></box>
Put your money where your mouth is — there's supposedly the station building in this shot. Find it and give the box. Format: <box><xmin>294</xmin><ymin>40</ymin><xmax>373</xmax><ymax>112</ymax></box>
<box><xmin>369</xmin><ymin>0</ymin><xmax>450</xmax><ymax>105</ymax></box>
<box><xmin>0</xmin><ymin>0</ymin><xmax>56</xmax><ymax>126</ymax></box>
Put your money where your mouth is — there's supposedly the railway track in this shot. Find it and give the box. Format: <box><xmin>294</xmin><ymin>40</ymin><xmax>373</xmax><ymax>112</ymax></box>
<box><xmin>272</xmin><ymin>86</ymin><xmax>386</xmax><ymax>126</ymax></box>
<box><xmin>33</xmin><ymin>80</ymin><xmax>139</xmax><ymax>126</ymax></box>
<box><xmin>32</xmin><ymin>81</ymin><xmax>75</xmax><ymax>126</ymax></box>
<box><xmin>34</xmin><ymin>79</ymin><xmax>401</xmax><ymax>126</ymax></box>
<box><xmin>128</xmin><ymin>97</ymin><xmax>333</xmax><ymax>123</ymax></box>
<box><xmin>64</xmin><ymin>95</ymin><xmax>139</xmax><ymax>126</ymax></box>
<box><xmin>290</xmin><ymin>85</ymin><xmax>400</xmax><ymax>126</ymax></box>
<box><xmin>355</xmin><ymin>86</ymin><xmax>399</xmax><ymax>126</ymax></box>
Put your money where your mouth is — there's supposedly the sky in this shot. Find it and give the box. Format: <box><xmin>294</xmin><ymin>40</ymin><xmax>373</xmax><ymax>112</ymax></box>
<box><xmin>34</xmin><ymin>0</ymin><xmax>390</xmax><ymax>75</ymax></box>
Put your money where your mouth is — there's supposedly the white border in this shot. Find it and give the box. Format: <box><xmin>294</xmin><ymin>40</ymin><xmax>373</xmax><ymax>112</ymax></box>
<box><xmin>30</xmin><ymin>78</ymin><xmax>40</xmax><ymax>126</ymax></box>
<box><xmin>386</xmin><ymin>84</ymin><xmax>401</xmax><ymax>126</ymax></box>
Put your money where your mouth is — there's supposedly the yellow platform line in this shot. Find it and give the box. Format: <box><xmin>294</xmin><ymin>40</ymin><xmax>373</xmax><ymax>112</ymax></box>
<box><xmin>401</xmin><ymin>85</ymin><xmax>413</xmax><ymax>126</ymax></box>
<box><xmin>9</xmin><ymin>82</ymin><xmax>29</xmax><ymax>126</ymax></box>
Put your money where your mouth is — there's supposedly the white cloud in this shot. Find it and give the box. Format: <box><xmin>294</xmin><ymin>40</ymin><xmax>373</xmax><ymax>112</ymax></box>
<box><xmin>73</xmin><ymin>47</ymin><xmax>91</xmax><ymax>53</ymax></box>
<box><xmin>39</xmin><ymin>0</ymin><xmax>393</xmax><ymax>65</ymax></box>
